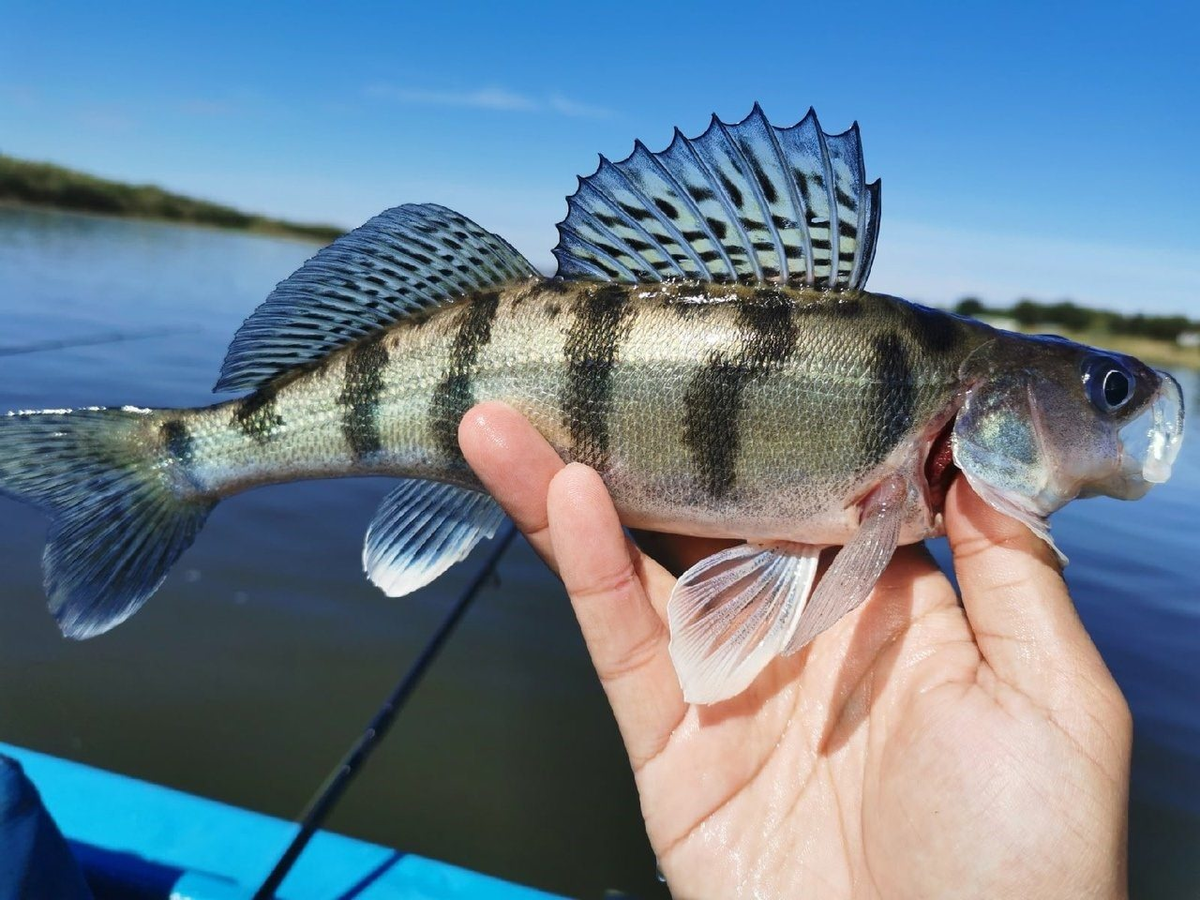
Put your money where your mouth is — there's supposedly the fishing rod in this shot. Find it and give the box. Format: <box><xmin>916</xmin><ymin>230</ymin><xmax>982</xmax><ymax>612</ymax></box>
<box><xmin>0</xmin><ymin>325</ymin><xmax>199</xmax><ymax>356</ymax></box>
<box><xmin>251</xmin><ymin>520</ymin><xmax>519</xmax><ymax>900</ymax></box>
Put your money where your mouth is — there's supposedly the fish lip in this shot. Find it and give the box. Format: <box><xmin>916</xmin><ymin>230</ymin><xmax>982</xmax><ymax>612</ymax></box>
<box><xmin>1118</xmin><ymin>370</ymin><xmax>1185</xmax><ymax>486</ymax></box>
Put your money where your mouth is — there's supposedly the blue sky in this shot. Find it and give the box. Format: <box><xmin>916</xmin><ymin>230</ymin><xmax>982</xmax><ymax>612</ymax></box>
<box><xmin>2</xmin><ymin>0</ymin><xmax>1197</xmax><ymax>315</ymax></box>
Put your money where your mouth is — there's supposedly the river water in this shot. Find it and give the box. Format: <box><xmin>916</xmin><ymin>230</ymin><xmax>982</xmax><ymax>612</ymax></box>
<box><xmin>0</xmin><ymin>207</ymin><xmax>1196</xmax><ymax>898</ymax></box>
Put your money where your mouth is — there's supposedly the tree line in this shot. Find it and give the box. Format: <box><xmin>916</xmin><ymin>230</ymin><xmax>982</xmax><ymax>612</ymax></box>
<box><xmin>0</xmin><ymin>155</ymin><xmax>342</xmax><ymax>242</ymax></box>
<box><xmin>952</xmin><ymin>297</ymin><xmax>1199</xmax><ymax>343</ymax></box>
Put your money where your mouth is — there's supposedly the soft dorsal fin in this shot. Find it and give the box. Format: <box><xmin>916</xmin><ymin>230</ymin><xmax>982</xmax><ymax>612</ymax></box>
<box><xmin>552</xmin><ymin>104</ymin><xmax>880</xmax><ymax>291</ymax></box>
<box><xmin>215</xmin><ymin>204</ymin><xmax>537</xmax><ymax>392</ymax></box>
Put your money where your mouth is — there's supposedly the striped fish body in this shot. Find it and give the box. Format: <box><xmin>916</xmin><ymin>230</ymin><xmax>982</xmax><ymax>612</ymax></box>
<box><xmin>173</xmin><ymin>280</ymin><xmax>990</xmax><ymax>547</ymax></box>
<box><xmin>1</xmin><ymin>106</ymin><xmax>1182</xmax><ymax>703</ymax></box>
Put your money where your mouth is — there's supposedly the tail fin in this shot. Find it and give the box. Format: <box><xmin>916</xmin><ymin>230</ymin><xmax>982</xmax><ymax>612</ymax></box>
<box><xmin>0</xmin><ymin>408</ymin><xmax>214</xmax><ymax>638</ymax></box>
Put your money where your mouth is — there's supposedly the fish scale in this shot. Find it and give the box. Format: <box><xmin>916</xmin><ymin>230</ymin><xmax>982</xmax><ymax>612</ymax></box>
<box><xmin>0</xmin><ymin>106</ymin><xmax>1183</xmax><ymax>707</ymax></box>
<box><xmin>170</xmin><ymin>281</ymin><xmax>982</xmax><ymax>545</ymax></box>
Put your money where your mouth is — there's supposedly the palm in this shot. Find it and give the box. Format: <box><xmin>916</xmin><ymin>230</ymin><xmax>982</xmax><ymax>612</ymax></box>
<box><xmin>636</xmin><ymin>545</ymin><xmax>970</xmax><ymax>896</ymax></box>
<box><xmin>459</xmin><ymin>403</ymin><xmax>1131</xmax><ymax>900</ymax></box>
<box><xmin>636</xmin><ymin>544</ymin><xmax>1118</xmax><ymax>899</ymax></box>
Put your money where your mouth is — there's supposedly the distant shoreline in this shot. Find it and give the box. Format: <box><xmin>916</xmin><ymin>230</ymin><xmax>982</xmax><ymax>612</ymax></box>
<box><xmin>1001</xmin><ymin>323</ymin><xmax>1200</xmax><ymax>370</ymax></box>
<box><xmin>955</xmin><ymin>298</ymin><xmax>1200</xmax><ymax>371</ymax></box>
<box><xmin>1</xmin><ymin>163</ymin><xmax>1195</xmax><ymax>370</ymax></box>
<box><xmin>0</xmin><ymin>200</ymin><xmax>337</xmax><ymax>247</ymax></box>
<box><xmin>0</xmin><ymin>155</ymin><xmax>344</xmax><ymax>244</ymax></box>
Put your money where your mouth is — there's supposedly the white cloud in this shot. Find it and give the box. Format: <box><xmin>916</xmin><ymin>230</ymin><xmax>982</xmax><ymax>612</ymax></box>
<box><xmin>546</xmin><ymin>93</ymin><xmax>613</xmax><ymax>118</ymax></box>
<box><xmin>365</xmin><ymin>83</ymin><xmax>611</xmax><ymax>118</ymax></box>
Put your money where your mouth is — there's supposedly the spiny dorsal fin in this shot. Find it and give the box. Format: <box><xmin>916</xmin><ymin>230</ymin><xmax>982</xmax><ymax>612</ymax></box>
<box><xmin>216</xmin><ymin>203</ymin><xmax>536</xmax><ymax>393</ymax></box>
<box><xmin>552</xmin><ymin>104</ymin><xmax>880</xmax><ymax>291</ymax></box>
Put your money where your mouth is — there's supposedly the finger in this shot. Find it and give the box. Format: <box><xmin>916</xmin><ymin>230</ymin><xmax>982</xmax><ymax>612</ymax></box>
<box><xmin>459</xmin><ymin>402</ymin><xmax>565</xmax><ymax>571</ymax></box>
<box><xmin>547</xmin><ymin>463</ymin><xmax>687</xmax><ymax>766</ymax></box>
<box><xmin>945</xmin><ymin>477</ymin><xmax>1113</xmax><ymax>700</ymax></box>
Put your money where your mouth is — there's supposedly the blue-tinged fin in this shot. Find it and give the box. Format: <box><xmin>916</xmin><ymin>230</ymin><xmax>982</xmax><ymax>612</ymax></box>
<box><xmin>216</xmin><ymin>204</ymin><xmax>537</xmax><ymax>393</ymax></box>
<box><xmin>0</xmin><ymin>409</ymin><xmax>214</xmax><ymax>639</ymax></box>
<box><xmin>363</xmin><ymin>479</ymin><xmax>505</xmax><ymax>597</ymax></box>
<box><xmin>553</xmin><ymin>104</ymin><xmax>880</xmax><ymax>291</ymax></box>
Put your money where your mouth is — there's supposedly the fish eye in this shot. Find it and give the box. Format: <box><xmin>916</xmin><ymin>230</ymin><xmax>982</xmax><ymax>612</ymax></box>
<box><xmin>1082</xmin><ymin>356</ymin><xmax>1135</xmax><ymax>413</ymax></box>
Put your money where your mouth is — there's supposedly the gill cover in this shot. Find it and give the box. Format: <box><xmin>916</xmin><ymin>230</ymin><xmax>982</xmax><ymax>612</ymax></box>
<box><xmin>950</xmin><ymin>373</ymin><xmax>1066</xmax><ymax>560</ymax></box>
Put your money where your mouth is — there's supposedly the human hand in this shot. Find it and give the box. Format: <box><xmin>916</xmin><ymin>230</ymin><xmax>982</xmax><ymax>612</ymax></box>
<box><xmin>459</xmin><ymin>402</ymin><xmax>1132</xmax><ymax>900</ymax></box>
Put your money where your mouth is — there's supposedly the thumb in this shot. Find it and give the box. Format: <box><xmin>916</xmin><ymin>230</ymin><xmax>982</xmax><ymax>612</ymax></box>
<box><xmin>945</xmin><ymin>477</ymin><xmax>1119</xmax><ymax>707</ymax></box>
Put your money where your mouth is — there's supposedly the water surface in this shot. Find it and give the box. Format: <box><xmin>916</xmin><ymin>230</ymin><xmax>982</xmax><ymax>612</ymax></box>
<box><xmin>0</xmin><ymin>208</ymin><xmax>1197</xmax><ymax>897</ymax></box>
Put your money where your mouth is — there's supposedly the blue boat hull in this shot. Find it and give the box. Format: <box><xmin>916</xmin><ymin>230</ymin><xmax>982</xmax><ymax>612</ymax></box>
<box><xmin>0</xmin><ymin>742</ymin><xmax>560</xmax><ymax>900</ymax></box>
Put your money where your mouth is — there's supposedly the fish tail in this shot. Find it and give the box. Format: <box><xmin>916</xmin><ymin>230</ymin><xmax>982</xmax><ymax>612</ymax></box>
<box><xmin>0</xmin><ymin>407</ymin><xmax>214</xmax><ymax>638</ymax></box>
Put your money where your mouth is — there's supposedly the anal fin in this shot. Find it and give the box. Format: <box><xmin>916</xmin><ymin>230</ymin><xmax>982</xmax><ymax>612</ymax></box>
<box><xmin>364</xmin><ymin>479</ymin><xmax>505</xmax><ymax>597</ymax></box>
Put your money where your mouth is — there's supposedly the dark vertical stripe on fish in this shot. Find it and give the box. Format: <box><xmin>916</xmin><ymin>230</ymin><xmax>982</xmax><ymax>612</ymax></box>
<box><xmin>683</xmin><ymin>295</ymin><xmax>799</xmax><ymax>498</ymax></box>
<box><xmin>233</xmin><ymin>385</ymin><xmax>282</xmax><ymax>443</ymax></box>
<box><xmin>161</xmin><ymin>419</ymin><xmax>194</xmax><ymax>465</ymax></box>
<box><xmin>430</xmin><ymin>291</ymin><xmax>501</xmax><ymax>462</ymax></box>
<box><xmin>868</xmin><ymin>334</ymin><xmax>916</xmax><ymax>464</ymax></box>
<box><xmin>903</xmin><ymin>302</ymin><xmax>962</xmax><ymax>355</ymax></box>
<box><xmin>682</xmin><ymin>364</ymin><xmax>743</xmax><ymax>500</ymax></box>
<box><xmin>341</xmin><ymin>333</ymin><xmax>390</xmax><ymax>459</ymax></box>
<box><xmin>561</xmin><ymin>284</ymin><xmax>633</xmax><ymax>472</ymax></box>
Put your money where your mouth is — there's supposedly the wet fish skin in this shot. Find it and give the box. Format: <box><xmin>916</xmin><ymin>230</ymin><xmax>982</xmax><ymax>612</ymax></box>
<box><xmin>161</xmin><ymin>280</ymin><xmax>991</xmax><ymax>545</ymax></box>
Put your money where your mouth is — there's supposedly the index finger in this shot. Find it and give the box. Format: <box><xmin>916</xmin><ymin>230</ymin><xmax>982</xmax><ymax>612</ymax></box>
<box><xmin>945</xmin><ymin>477</ymin><xmax>1116</xmax><ymax>704</ymax></box>
<box><xmin>458</xmin><ymin>402</ymin><xmax>566</xmax><ymax>572</ymax></box>
<box><xmin>547</xmin><ymin>463</ymin><xmax>686</xmax><ymax>766</ymax></box>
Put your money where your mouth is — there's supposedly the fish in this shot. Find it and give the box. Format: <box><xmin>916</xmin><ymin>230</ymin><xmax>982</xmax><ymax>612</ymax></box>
<box><xmin>0</xmin><ymin>105</ymin><xmax>1185</xmax><ymax>704</ymax></box>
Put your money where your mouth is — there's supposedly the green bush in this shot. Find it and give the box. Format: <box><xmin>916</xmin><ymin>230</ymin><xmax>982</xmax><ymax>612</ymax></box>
<box><xmin>0</xmin><ymin>154</ymin><xmax>341</xmax><ymax>242</ymax></box>
<box><xmin>953</xmin><ymin>295</ymin><xmax>1198</xmax><ymax>342</ymax></box>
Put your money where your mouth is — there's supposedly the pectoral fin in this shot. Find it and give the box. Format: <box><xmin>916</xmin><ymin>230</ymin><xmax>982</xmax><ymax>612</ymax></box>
<box><xmin>783</xmin><ymin>476</ymin><xmax>908</xmax><ymax>655</ymax></box>
<box><xmin>667</xmin><ymin>542</ymin><xmax>821</xmax><ymax>705</ymax></box>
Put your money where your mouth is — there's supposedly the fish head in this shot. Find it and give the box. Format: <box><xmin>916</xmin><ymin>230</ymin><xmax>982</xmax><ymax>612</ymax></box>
<box><xmin>951</xmin><ymin>336</ymin><xmax>1184</xmax><ymax>550</ymax></box>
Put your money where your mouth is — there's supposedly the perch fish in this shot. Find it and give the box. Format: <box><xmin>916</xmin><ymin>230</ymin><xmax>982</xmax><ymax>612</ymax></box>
<box><xmin>0</xmin><ymin>106</ymin><xmax>1185</xmax><ymax>703</ymax></box>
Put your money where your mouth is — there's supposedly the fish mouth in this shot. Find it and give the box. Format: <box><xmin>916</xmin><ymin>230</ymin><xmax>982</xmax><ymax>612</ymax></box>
<box><xmin>1118</xmin><ymin>370</ymin><xmax>1185</xmax><ymax>486</ymax></box>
